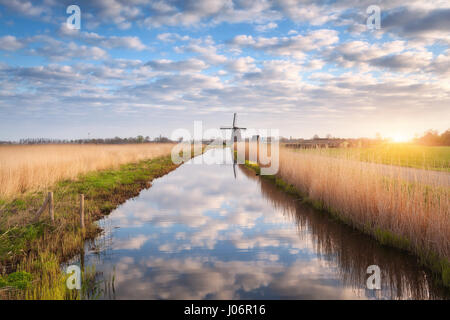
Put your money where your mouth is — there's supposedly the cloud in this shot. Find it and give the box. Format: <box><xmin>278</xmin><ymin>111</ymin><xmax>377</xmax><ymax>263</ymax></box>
<box><xmin>0</xmin><ymin>35</ymin><xmax>25</xmax><ymax>51</ymax></box>
<box><xmin>275</xmin><ymin>0</ymin><xmax>338</xmax><ymax>25</ymax></box>
<box><xmin>141</xmin><ymin>0</ymin><xmax>282</xmax><ymax>27</ymax></box>
<box><xmin>226</xmin><ymin>56</ymin><xmax>259</xmax><ymax>73</ymax></box>
<box><xmin>0</xmin><ymin>27</ymin><xmax>146</xmax><ymax>62</ymax></box>
<box><xmin>3</xmin><ymin>52</ymin><xmax>449</xmax><ymax>140</ymax></box>
<box><xmin>369</xmin><ymin>51</ymin><xmax>433</xmax><ymax>72</ymax></box>
<box><xmin>157</xmin><ymin>33</ymin><xmax>190</xmax><ymax>42</ymax></box>
<box><xmin>255</xmin><ymin>22</ymin><xmax>278</xmax><ymax>32</ymax></box>
<box><xmin>1</xmin><ymin>0</ymin><xmax>449</xmax><ymax>139</ymax></box>
<box><xmin>59</xmin><ymin>24</ymin><xmax>147</xmax><ymax>50</ymax></box>
<box><xmin>83</xmin><ymin>0</ymin><xmax>144</xmax><ymax>30</ymax></box>
<box><xmin>303</xmin><ymin>58</ymin><xmax>325</xmax><ymax>70</ymax></box>
<box><xmin>113</xmin><ymin>235</ymin><xmax>151</xmax><ymax>250</ymax></box>
<box><xmin>324</xmin><ymin>40</ymin><xmax>439</xmax><ymax>74</ymax></box>
<box><xmin>383</xmin><ymin>7</ymin><xmax>450</xmax><ymax>44</ymax></box>
<box><xmin>430</xmin><ymin>49</ymin><xmax>450</xmax><ymax>76</ymax></box>
<box><xmin>145</xmin><ymin>58</ymin><xmax>208</xmax><ymax>73</ymax></box>
<box><xmin>175</xmin><ymin>37</ymin><xmax>228</xmax><ymax>65</ymax></box>
<box><xmin>230</xmin><ymin>29</ymin><xmax>339</xmax><ymax>59</ymax></box>
<box><xmin>0</xmin><ymin>0</ymin><xmax>47</xmax><ymax>17</ymax></box>
<box><xmin>1</xmin><ymin>0</ymin><xmax>449</xmax><ymax>41</ymax></box>
<box><xmin>29</xmin><ymin>40</ymin><xmax>108</xmax><ymax>62</ymax></box>
<box><xmin>0</xmin><ymin>33</ymin><xmax>110</xmax><ymax>61</ymax></box>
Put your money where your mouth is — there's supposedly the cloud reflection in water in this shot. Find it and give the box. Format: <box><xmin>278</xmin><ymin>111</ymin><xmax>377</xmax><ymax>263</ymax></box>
<box><xmin>83</xmin><ymin>149</ymin><xmax>449</xmax><ymax>300</ymax></box>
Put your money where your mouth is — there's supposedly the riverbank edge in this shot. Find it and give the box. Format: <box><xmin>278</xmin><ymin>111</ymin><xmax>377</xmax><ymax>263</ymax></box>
<box><xmin>0</xmin><ymin>153</ymin><xmax>194</xmax><ymax>299</ymax></box>
<box><xmin>244</xmin><ymin>161</ymin><xmax>450</xmax><ymax>289</ymax></box>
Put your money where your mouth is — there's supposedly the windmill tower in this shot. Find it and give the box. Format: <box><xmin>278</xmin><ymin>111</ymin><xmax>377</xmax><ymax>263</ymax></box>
<box><xmin>220</xmin><ymin>113</ymin><xmax>246</xmax><ymax>143</ymax></box>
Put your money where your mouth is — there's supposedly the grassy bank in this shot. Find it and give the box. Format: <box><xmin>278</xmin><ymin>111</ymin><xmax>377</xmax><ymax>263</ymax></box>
<box><xmin>0</xmin><ymin>154</ymin><xmax>183</xmax><ymax>299</ymax></box>
<box><xmin>244</xmin><ymin>158</ymin><xmax>450</xmax><ymax>289</ymax></box>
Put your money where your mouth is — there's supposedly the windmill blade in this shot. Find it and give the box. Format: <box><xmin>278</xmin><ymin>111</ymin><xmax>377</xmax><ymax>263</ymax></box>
<box><xmin>220</xmin><ymin>127</ymin><xmax>232</xmax><ymax>129</ymax></box>
<box><xmin>232</xmin><ymin>113</ymin><xmax>237</xmax><ymax>127</ymax></box>
<box><xmin>233</xmin><ymin>162</ymin><xmax>236</xmax><ymax>179</ymax></box>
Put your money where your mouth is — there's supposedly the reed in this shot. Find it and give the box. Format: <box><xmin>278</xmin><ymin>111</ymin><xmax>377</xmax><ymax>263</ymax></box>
<box><xmin>0</xmin><ymin>143</ymin><xmax>185</xmax><ymax>299</ymax></box>
<box><xmin>277</xmin><ymin>147</ymin><xmax>449</xmax><ymax>258</ymax></box>
<box><xmin>240</xmin><ymin>142</ymin><xmax>450</xmax><ymax>286</ymax></box>
<box><xmin>0</xmin><ymin>144</ymin><xmax>174</xmax><ymax>199</ymax></box>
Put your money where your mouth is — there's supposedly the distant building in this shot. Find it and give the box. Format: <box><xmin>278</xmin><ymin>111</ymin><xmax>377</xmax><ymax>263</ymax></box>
<box><xmin>284</xmin><ymin>138</ymin><xmax>342</xmax><ymax>148</ymax></box>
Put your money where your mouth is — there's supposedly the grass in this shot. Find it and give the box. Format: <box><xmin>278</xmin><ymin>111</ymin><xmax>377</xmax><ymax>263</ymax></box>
<box><xmin>242</xmin><ymin>143</ymin><xmax>450</xmax><ymax>289</ymax></box>
<box><xmin>0</xmin><ymin>271</ymin><xmax>33</xmax><ymax>290</ymax></box>
<box><xmin>0</xmin><ymin>144</ymin><xmax>200</xmax><ymax>299</ymax></box>
<box><xmin>291</xmin><ymin>143</ymin><xmax>450</xmax><ymax>172</ymax></box>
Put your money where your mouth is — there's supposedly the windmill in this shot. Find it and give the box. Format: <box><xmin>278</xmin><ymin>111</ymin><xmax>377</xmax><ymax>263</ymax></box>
<box><xmin>220</xmin><ymin>113</ymin><xmax>246</xmax><ymax>144</ymax></box>
<box><xmin>221</xmin><ymin>113</ymin><xmax>246</xmax><ymax>179</ymax></box>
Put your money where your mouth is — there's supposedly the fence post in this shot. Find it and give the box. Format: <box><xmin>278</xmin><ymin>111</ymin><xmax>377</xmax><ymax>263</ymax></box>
<box><xmin>35</xmin><ymin>193</ymin><xmax>50</xmax><ymax>222</ymax></box>
<box><xmin>80</xmin><ymin>194</ymin><xmax>85</xmax><ymax>230</ymax></box>
<box><xmin>49</xmin><ymin>192</ymin><xmax>54</xmax><ymax>223</ymax></box>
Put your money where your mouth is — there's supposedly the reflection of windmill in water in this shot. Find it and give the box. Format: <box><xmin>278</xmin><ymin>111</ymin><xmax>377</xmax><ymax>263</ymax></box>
<box><xmin>220</xmin><ymin>113</ymin><xmax>246</xmax><ymax>179</ymax></box>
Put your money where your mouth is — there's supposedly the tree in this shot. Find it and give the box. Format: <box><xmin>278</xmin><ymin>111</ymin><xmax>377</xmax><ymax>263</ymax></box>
<box><xmin>440</xmin><ymin>130</ymin><xmax>450</xmax><ymax>146</ymax></box>
<box><xmin>375</xmin><ymin>132</ymin><xmax>382</xmax><ymax>140</ymax></box>
<box><xmin>414</xmin><ymin>129</ymin><xmax>450</xmax><ymax>146</ymax></box>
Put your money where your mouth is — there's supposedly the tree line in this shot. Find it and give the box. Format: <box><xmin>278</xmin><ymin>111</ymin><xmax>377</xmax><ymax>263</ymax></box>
<box><xmin>1</xmin><ymin>130</ymin><xmax>449</xmax><ymax>146</ymax></box>
<box><xmin>0</xmin><ymin>135</ymin><xmax>174</xmax><ymax>145</ymax></box>
<box><xmin>413</xmin><ymin>129</ymin><xmax>450</xmax><ymax>146</ymax></box>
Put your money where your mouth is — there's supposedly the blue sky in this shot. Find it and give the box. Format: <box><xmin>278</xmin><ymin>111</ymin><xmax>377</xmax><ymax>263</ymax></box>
<box><xmin>0</xmin><ymin>0</ymin><xmax>449</xmax><ymax>141</ymax></box>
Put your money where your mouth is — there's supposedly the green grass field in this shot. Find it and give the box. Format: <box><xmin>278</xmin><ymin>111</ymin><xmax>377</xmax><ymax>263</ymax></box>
<box><xmin>294</xmin><ymin>143</ymin><xmax>450</xmax><ymax>172</ymax></box>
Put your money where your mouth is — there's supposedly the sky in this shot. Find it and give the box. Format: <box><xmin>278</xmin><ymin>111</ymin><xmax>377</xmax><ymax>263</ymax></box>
<box><xmin>0</xmin><ymin>0</ymin><xmax>449</xmax><ymax>141</ymax></box>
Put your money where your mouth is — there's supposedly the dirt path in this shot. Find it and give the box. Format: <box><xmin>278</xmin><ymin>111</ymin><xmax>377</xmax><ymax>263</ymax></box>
<box><xmin>359</xmin><ymin>161</ymin><xmax>450</xmax><ymax>187</ymax></box>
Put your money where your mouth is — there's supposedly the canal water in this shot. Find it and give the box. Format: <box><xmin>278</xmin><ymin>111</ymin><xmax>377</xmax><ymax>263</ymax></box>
<box><xmin>77</xmin><ymin>148</ymin><xmax>449</xmax><ymax>299</ymax></box>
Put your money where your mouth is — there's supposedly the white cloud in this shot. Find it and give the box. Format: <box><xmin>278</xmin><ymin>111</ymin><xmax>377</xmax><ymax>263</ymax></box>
<box><xmin>59</xmin><ymin>24</ymin><xmax>147</xmax><ymax>50</ymax></box>
<box><xmin>157</xmin><ymin>33</ymin><xmax>190</xmax><ymax>42</ymax></box>
<box><xmin>175</xmin><ymin>37</ymin><xmax>228</xmax><ymax>65</ymax></box>
<box><xmin>226</xmin><ymin>56</ymin><xmax>259</xmax><ymax>73</ymax></box>
<box><xmin>114</xmin><ymin>235</ymin><xmax>151</xmax><ymax>250</ymax></box>
<box><xmin>231</xmin><ymin>29</ymin><xmax>339</xmax><ymax>59</ymax></box>
<box><xmin>0</xmin><ymin>35</ymin><xmax>25</xmax><ymax>51</ymax></box>
<box><xmin>255</xmin><ymin>22</ymin><xmax>278</xmax><ymax>32</ymax></box>
<box><xmin>276</xmin><ymin>0</ymin><xmax>338</xmax><ymax>25</ymax></box>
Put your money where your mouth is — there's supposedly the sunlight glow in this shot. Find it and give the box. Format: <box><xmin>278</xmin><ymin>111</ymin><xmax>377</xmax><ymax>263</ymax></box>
<box><xmin>391</xmin><ymin>134</ymin><xmax>410</xmax><ymax>143</ymax></box>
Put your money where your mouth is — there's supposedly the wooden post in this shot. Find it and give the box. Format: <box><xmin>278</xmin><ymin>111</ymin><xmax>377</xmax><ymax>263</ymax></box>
<box><xmin>80</xmin><ymin>194</ymin><xmax>85</xmax><ymax>230</ymax></box>
<box><xmin>48</xmin><ymin>192</ymin><xmax>54</xmax><ymax>223</ymax></box>
<box><xmin>35</xmin><ymin>193</ymin><xmax>50</xmax><ymax>222</ymax></box>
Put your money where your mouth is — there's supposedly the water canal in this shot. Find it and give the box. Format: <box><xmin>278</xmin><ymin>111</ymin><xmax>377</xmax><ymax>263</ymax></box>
<box><xmin>75</xmin><ymin>148</ymin><xmax>449</xmax><ymax>299</ymax></box>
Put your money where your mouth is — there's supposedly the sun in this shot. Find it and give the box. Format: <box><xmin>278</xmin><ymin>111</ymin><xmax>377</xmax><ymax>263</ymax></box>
<box><xmin>391</xmin><ymin>134</ymin><xmax>409</xmax><ymax>143</ymax></box>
